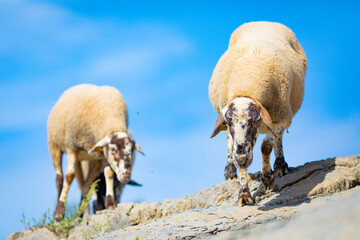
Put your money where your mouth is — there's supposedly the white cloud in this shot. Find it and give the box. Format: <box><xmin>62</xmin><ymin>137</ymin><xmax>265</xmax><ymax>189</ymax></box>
<box><xmin>0</xmin><ymin>0</ymin><xmax>96</xmax><ymax>61</ymax></box>
<box><xmin>87</xmin><ymin>38</ymin><xmax>191</xmax><ymax>81</ymax></box>
<box><xmin>89</xmin><ymin>49</ymin><xmax>157</xmax><ymax>79</ymax></box>
<box><xmin>0</xmin><ymin>0</ymin><xmax>193</xmax><ymax>129</ymax></box>
<box><xmin>0</xmin><ymin>0</ymin><xmax>192</xmax><ymax>72</ymax></box>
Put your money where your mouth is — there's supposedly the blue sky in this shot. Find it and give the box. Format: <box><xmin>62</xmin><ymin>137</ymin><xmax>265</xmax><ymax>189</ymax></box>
<box><xmin>1</xmin><ymin>0</ymin><xmax>360</xmax><ymax>238</ymax></box>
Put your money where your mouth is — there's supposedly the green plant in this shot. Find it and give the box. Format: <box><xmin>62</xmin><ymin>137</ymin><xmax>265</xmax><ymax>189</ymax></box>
<box><xmin>82</xmin><ymin>231</ymin><xmax>91</xmax><ymax>240</ymax></box>
<box><xmin>20</xmin><ymin>212</ymin><xmax>31</xmax><ymax>229</ymax></box>
<box><xmin>20</xmin><ymin>179</ymin><xmax>100</xmax><ymax>238</ymax></box>
<box><xmin>93</xmin><ymin>219</ymin><xmax>111</xmax><ymax>235</ymax></box>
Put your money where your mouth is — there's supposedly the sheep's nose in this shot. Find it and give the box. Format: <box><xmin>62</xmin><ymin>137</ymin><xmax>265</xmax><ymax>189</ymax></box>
<box><xmin>235</xmin><ymin>154</ymin><xmax>248</xmax><ymax>165</ymax></box>
<box><xmin>236</xmin><ymin>144</ymin><xmax>246</xmax><ymax>155</ymax></box>
<box><xmin>118</xmin><ymin>173</ymin><xmax>131</xmax><ymax>183</ymax></box>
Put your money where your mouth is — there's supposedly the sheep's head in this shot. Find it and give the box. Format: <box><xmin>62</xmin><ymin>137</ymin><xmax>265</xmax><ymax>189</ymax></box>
<box><xmin>210</xmin><ymin>97</ymin><xmax>276</xmax><ymax>168</ymax></box>
<box><xmin>89</xmin><ymin>131</ymin><xmax>144</xmax><ymax>183</ymax></box>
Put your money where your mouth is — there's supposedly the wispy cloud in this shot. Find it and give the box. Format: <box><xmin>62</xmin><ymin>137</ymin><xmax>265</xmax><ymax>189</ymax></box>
<box><xmin>0</xmin><ymin>0</ymin><xmax>193</xmax><ymax>130</ymax></box>
<box><xmin>0</xmin><ymin>0</ymin><xmax>96</xmax><ymax>64</ymax></box>
<box><xmin>87</xmin><ymin>35</ymin><xmax>191</xmax><ymax>81</ymax></box>
<box><xmin>0</xmin><ymin>0</ymin><xmax>192</xmax><ymax>77</ymax></box>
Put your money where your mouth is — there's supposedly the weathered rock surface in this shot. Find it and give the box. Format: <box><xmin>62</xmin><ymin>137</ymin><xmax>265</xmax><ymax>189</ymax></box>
<box><xmin>7</xmin><ymin>228</ymin><xmax>58</xmax><ymax>240</ymax></box>
<box><xmin>217</xmin><ymin>187</ymin><xmax>360</xmax><ymax>240</ymax></box>
<box><xmin>8</xmin><ymin>154</ymin><xmax>360</xmax><ymax>240</ymax></box>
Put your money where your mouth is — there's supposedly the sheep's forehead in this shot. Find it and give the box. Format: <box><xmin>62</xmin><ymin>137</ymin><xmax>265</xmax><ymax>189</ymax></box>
<box><xmin>226</xmin><ymin>98</ymin><xmax>257</xmax><ymax>119</ymax></box>
<box><xmin>110</xmin><ymin>132</ymin><xmax>133</xmax><ymax>154</ymax></box>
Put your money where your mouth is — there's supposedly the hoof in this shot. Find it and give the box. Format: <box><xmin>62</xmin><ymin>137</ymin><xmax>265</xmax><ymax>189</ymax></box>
<box><xmin>224</xmin><ymin>163</ymin><xmax>237</xmax><ymax>181</ymax></box>
<box><xmin>105</xmin><ymin>195</ymin><xmax>116</xmax><ymax>209</ymax></box>
<box><xmin>260</xmin><ymin>169</ymin><xmax>274</xmax><ymax>190</ymax></box>
<box><xmin>54</xmin><ymin>201</ymin><xmax>65</xmax><ymax>221</ymax></box>
<box><xmin>93</xmin><ymin>200</ymin><xmax>104</xmax><ymax>213</ymax></box>
<box><xmin>238</xmin><ymin>185</ymin><xmax>254</xmax><ymax>206</ymax></box>
<box><xmin>274</xmin><ymin>156</ymin><xmax>288</xmax><ymax>177</ymax></box>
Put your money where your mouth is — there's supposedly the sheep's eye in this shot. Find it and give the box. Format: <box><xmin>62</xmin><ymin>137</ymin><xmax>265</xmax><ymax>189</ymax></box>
<box><xmin>110</xmin><ymin>148</ymin><xmax>117</xmax><ymax>154</ymax></box>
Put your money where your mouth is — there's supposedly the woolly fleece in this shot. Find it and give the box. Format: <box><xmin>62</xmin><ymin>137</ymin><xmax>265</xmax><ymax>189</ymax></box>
<box><xmin>48</xmin><ymin>84</ymin><xmax>129</xmax><ymax>153</ymax></box>
<box><xmin>209</xmin><ymin>21</ymin><xmax>307</xmax><ymax>131</ymax></box>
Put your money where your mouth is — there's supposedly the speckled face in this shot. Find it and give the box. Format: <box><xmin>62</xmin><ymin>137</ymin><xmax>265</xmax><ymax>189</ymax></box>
<box><xmin>106</xmin><ymin>132</ymin><xmax>135</xmax><ymax>183</ymax></box>
<box><xmin>223</xmin><ymin>98</ymin><xmax>261</xmax><ymax>168</ymax></box>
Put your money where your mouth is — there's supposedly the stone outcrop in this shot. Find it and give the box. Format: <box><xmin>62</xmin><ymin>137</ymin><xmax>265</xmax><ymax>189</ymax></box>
<box><xmin>7</xmin><ymin>154</ymin><xmax>360</xmax><ymax>240</ymax></box>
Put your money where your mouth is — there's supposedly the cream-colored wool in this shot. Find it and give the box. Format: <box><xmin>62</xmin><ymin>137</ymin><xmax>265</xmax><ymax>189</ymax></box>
<box><xmin>209</xmin><ymin>21</ymin><xmax>307</xmax><ymax>131</ymax></box>
<box><xmin>48</xmin><ymin>84</ymin><xmax>128</xmax><ymax>154</ymax></box>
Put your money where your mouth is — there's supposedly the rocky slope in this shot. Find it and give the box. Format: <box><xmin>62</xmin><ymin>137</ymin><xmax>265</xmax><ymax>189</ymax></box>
<box><xmin>8</xmin><ymin>154</ymin><xmax>360</xmax><ymax>240</ymax></box>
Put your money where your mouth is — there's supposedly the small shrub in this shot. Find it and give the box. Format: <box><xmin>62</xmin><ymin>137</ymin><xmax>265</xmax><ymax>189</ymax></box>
<box><xmin>20</xmin><ymin>179</ymin><xmax>100</xmax><ymax>238</ymax></box>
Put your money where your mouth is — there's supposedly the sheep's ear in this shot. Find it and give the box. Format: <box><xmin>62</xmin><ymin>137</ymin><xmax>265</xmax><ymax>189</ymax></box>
<box><xmin>89</xmin><ymin>136</ymin><xmax>111</xmax><ymax>154</ymax></box>
<box><xmin>210</xmin><ymin>113</ymin><xmax>227</xmax><ymax>138</ymax></box>
<box><xmin>258</xmin><ymin>103</ymin><xmax>278</xmax><ymax>138</ymax></box>
<box><xmin>135</xmin><ymin>143</ymin><xmax>145</xmax><ymax>156</ymax></box>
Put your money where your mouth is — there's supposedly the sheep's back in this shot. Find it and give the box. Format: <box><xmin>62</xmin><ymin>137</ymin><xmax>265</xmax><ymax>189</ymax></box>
<box><xmin>48</xmin><ymin>84</ymin><xmax>128</xmax><ymax>152</ymax></box>
<box><xmin>209</xmin><ymin>21</ymin><xmax>306</xmax><ymax>125</ymax></box>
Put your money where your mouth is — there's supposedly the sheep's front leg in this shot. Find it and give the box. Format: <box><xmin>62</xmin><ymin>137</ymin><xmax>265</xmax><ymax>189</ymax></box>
<box><xmin>274</xmin><ymin>132</ymin><xmax>288</xmax><ymax>177</ymax></box>
<box><xmin>55</xmin><ymin>150</ymin><xmax>76</xmax><ymax>220</ymax></box>
<box><xmin>104</xmin><ymin>166</ymin><xmax>116</xmax><ymax>209</ymax></box>
<box><xmin>260</xmin><ymin>133</ymin><xmax>275</xmax><ymax>190</ymax></box>
<box><xmin>225</xmin><ymin>130</ymin><xmax>237</xmax><ymax>180</ymax></box>
<box><xmin>238</xmin><ymin>168</ymin><xmax>253</xmax><ymax>206</ymax></box>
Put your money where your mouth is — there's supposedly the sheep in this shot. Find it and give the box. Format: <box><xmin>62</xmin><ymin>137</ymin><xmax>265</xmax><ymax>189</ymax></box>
<box><xmin>48</xmin><ymin>84</ymin><xmax>144</xmax><ymax>219</ymax></box>
<box><xmin>208</xmin><ymin>21</ymin><xmax>307</xmax><ymax>206</ymax></box>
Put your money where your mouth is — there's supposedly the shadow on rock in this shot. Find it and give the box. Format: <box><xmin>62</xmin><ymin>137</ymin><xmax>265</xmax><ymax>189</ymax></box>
<box><xmin>255</xmin><ymin>157</ymin><xmax>337</xmax><ymax>211</ymax></box>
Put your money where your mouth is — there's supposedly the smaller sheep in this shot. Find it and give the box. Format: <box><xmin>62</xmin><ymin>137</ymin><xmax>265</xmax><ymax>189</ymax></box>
<box><xmin>208</xmin><ymin>21</ymin><xmax>307</xmax><ymax>206</ymax></box>
<box><xmin>48</xmin><ymin>84</ymin><xmax>144</xmax><ymax>219</ymax></box>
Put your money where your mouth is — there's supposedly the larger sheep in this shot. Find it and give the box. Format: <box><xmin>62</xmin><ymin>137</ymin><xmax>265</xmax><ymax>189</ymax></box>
<box><xmin>48</xmin><ymin>84</ymin><xmax>144</xmax><ymax>219</ymax></box>
<box><xmin>209</xmin><ymin>21</ymin><xmax>307</xmax><ymax>206</ymax></box>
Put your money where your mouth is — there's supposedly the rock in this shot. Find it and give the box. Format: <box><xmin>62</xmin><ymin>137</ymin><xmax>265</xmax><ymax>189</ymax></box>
<box><xmin>8</xmin><ymin>154</ymin><xmax>360</xmax><ymax>240</ymax></box>
<box><xmin>129</xmin><ymin>202</ymin><xmax>162</xmax><ymax>225</ymax></box>
<box><xmin>67</xmin><ymin>207</ymin><xmax>132</xmax><ymax>239</ymax></box>
<box><xmin>94</xmin><ymin>186</ymin><xmax>360</xmax><ymax>240</ymax></box>
<box><xmin>7</xmin><ymin>228</ymin><xmax>58</xmax><ymax>240</ymax></box>
<box><xmin>217</xmin><ymin>186</ymin><xmax>360</xmax><ymax>240</ymax></box>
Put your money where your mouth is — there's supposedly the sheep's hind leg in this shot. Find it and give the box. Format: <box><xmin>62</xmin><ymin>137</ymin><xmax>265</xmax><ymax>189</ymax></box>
<box><xmin>77</xmin><ymin>160</ymin><xmax>103</xmax><ymax>215</ymax></box>
<box><xmin>260</xmin><ymin>133</ymin><xmax>275</xmax><ymax>190</ymax></box>
<box><xmin>75</xmin><ymin>161</ymin><xmax>86</xmax><ymax>200</ymax></box>
<box><xmin>238</xmin><ymin>168</ymin><xmax>253</xmax><ymax>206</ymax></box>
<box><xmin>49</xmin><ymin>136</ymin><xmax>63</xmax><ymax>200</ymax></box>
<box><xmin>274</xmin><ymin>131</ymin><xmax>288</xmax><ymax>177</ymax></box>
<box><xmin>81</xmin><ymin>160</ymin><xmax>103</xmax><ymax>196</ymax></box>
<box><xmin>225</xmin><ymin>130</ymin><xmax>237</xmax><ymax>180</ymax></box>
<box><xmin>55</xmin><ymin>150</ymin><xmax>76</xmax><ymax>220</ymax></box>
<box><xmin>93</xmin><ymin>173</ymin><xmax>106</xmax><ymax>213</ymax></box>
